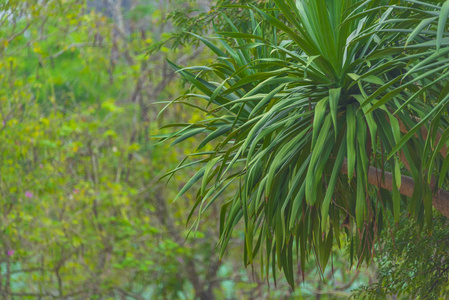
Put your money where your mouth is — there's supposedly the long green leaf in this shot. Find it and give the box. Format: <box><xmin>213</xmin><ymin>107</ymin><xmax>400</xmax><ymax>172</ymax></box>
<box><xmin>437</xmin><ymin>1</ymin><xmax>449</xmax><ymax>52</ymax></box>
<box><xmin>329</xmin><ymin>88</ymin><xmax>341</xmax><ymax>138</ymax></box>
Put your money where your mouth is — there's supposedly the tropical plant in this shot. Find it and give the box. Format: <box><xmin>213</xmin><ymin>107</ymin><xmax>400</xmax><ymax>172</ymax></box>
<box><xmin>162</xmin><ymin>0</ymin><xmax>449</xmax><ymax>290</ymax></box>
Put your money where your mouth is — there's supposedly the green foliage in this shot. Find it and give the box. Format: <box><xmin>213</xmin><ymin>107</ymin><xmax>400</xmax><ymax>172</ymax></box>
<box><xmin>3</xmin><ymin>0</ymin><xmax>448</xmax><ymax>298</ymax></box>
<box><xmin>354</xmin><ymin>215</ymin><xmax>449</xmax><ymax>299</ymax></box>
<box><xmin>163</xmin><ymin>0</ymin><xmax>449</xmax><ymax>289</ymax></box>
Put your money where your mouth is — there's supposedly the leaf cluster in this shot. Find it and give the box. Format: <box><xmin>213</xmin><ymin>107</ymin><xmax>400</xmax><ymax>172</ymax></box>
<box><xmin>162</xmin><ymin>0</ymin><xmax>449</xmax><ymax>288</ymax></box>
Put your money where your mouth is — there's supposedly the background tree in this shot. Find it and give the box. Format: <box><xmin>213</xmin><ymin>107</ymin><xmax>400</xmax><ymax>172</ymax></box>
<box><xmin>0</xmin><ymin>0</ymin><xmax>230</xmax><ymax>298</ymax></box>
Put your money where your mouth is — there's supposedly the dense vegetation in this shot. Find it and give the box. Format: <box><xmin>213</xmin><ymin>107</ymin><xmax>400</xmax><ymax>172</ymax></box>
<box><xmin>1</xmin><ymin>0</ymin><xmax>448</xmax><ymax>299</ymax></box>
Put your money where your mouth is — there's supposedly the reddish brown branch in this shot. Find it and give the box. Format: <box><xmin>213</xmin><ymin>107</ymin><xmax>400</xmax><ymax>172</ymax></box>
<box><xmin>395</xmin><ymin>116</ymin><xmax>447</xmax><ymax>158</ymax></box>
<box><xmin>341</xmin><ymin>160</ymin><xmax>449</xmax><ymax>218</ymax></box>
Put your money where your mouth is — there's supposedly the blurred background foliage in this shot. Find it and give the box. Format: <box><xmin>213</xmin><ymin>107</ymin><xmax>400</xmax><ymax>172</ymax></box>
<box><xmin>0</xmin><ymin>0</ymin><xmax>393</xmax><ymax>298</ymax></box>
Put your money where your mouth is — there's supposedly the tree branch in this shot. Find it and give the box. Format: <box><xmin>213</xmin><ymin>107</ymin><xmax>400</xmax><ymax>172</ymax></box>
<box><xmin>341</xmin><ymin>160</ymin><xmax>449</xmax><ymax>218</ymax></box>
